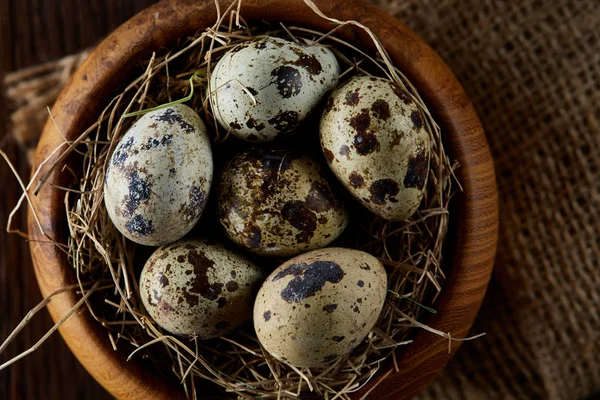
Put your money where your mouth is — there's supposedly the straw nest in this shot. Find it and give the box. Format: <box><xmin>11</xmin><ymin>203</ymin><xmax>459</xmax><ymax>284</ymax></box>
<box><xmin>8</xmin><ymin>1</ymin><xmax>459</xmax><ymax>399</ymax></box>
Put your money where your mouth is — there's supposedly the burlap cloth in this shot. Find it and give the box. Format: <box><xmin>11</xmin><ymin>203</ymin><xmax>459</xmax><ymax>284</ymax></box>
<box><xmin>4</xmin><ymin>0</ymin><xmax>599</xmax><ymax>398</ymax></box>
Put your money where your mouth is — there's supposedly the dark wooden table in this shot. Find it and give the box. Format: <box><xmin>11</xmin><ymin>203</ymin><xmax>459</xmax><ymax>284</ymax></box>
<box><xmin>0</xmin><ymin>2</ymin><xmax>159</xmax><ymax>399</ymax></box>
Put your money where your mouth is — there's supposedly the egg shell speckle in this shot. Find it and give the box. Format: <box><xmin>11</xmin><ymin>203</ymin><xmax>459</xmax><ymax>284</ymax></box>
<box><xmin>254</xmin><ymin>248</ymin><xmax>387</xmax><ymax>367</ymax></box>
<box><xmin>209</xmin><ymin>36</ymin><xmax>340</xmax><ymax>142</ymax></box>
<box><xmin>217</xmin><ymin>148</ymin><xmax>348</xmax><ymax>257</ymax></box>
<box><xmin>104</xmin><ymin>104</ymin><xmax>213</xmax><ymax>246</ymax></box>
<box><xmin>320</xmin><ymin>76</ymin><xmax>431</xmax><ymax>221</ymax></box>
<box><xmin>140</xmin><ymin>239</ymin><xmax>264</xmax><ymax>338</ymax></box>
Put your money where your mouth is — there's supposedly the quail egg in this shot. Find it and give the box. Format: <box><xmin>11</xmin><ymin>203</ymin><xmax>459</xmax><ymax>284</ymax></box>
<box><xmin>209</xmin><ymin>36</ymin><xmax>340</xmax><ymax>141</ymax></box>
<box><xmin>254</xmin><ymin>247</ymin><xmax>387</xmax><ymax>367</ymax></box>
<box><xmin>140</xmin><ymin>238</ymin><xmax>264</xmax><ymax>338</ymax></box>
<box><xmin>217</xmin><ymin>147</ymin><xmax>347</xmax><ymax>257</ymax></box>
<box><xmin>320</xmin><ymin>76</ymin><xmax>430</xmax><ymax>220</ymax></box>
<box><xmin>104</xmin><ymin>104</ymin><xmax>213</xmax><ymax>246</ymax></box>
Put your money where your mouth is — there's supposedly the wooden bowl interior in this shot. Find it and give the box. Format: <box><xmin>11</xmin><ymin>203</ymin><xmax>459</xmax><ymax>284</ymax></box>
<box><xmin>28</xmin><ymin>0</ymin><xmax>498</xmax><ymax>399</ymax></box>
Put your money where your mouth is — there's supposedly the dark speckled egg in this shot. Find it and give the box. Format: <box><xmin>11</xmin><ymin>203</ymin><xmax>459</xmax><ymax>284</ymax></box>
<box><xmin>320</xmin><ymin>76</ymin><xmax>430</xmax><ymax>221</ymax></box>
<box><xmin>139</xmin><ymin>239</ymin><xmax>264</xmax><ymax>338</ymax></box>
<box><xmin>217</xmin><ymin>148</ymin><xmax>348</xmax><ymax>257</ymax></box>
<box><xmin>104</xmin><ymin>104</ymin><xmax>213</xmax><ymax>246</ymax></box>
<box><xmin>209</xmin><ymin>36</ymin><xmax>340</xmax><ymax>142</ymax></box>
<box><xmin>254</xmin><ymin>248</ymin><xmax>387</xmax><ymax>367</ymax></box>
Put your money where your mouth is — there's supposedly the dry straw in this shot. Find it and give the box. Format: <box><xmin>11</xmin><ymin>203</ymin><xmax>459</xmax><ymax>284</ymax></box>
<box><xmin>1</xmin><ymin>0</ymin><xmax>469</xmax><ymax>398</ymax></box>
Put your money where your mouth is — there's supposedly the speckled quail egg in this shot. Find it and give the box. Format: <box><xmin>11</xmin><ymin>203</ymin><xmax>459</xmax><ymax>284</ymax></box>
<box><xmin>209</xmin><ymin>36</ymin><xmax>340</xmax><ymax>142</ymax></box>
<box><xmin>217</xmin><ymin>148</ymin><xmax>348</xmax><ymax>257</ymax></box>
<box><xmin>320</xmin><ymin>76</ymin><xmax>431</xmax><ymax>221</ymax></box>
<box><xmin>254</xmin><ymin>247</ymin><xmax>387</xmax><ymax>367</ymax></box>
<box><xmin>104</xmin><ymin>104</ymin><xmax>213</xmax><ymax>246</ymax></box>
<box><xmin>140</xmin><ymin>238</ymin><xmax>264</xmax><ymax>338</ymax></box>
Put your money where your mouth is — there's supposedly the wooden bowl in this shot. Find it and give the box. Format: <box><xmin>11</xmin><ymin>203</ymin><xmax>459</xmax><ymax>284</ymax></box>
<box><xmin>28</xmin><ymin>0</ymin><xmax>498</xmax><ymax>398</ymax></box>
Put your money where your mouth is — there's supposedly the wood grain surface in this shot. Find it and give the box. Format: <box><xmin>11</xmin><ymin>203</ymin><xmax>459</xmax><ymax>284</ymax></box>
<box><xmin>0</xmin><ymin>2</ymin><xmax>157</xmax><ymax>399</ymax></box>
<box><xmin>24</xmin><ymin>1</ymin><xmax>496</xmax><ymax>399</ymax></box>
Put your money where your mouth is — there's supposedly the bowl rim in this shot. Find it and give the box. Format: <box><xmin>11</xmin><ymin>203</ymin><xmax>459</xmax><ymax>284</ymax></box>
<box><xmin>28</xmin><ymin>0</ymin><xmax>498</xmax><ymax>399</ymax></box>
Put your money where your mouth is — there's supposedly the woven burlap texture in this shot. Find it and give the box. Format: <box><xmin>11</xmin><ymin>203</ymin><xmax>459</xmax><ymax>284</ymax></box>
<box><xmin>4</xmin><ymin>0</ymin><xmax>599</xmax><ymax>398</ymax></box>
<box><xmin>371</xmin><ymin>0</ymin><xmax>600</xmax><ymax>399</ymax></box>
<box><xmin>4</xmin><ymin>51</ymin><xmax>89</xmax><ymax>164</ymax></box>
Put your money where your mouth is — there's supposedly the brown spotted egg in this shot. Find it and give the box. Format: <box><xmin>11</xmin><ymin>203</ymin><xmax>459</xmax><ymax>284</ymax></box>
<box><xmin>140</xmin><ymin>239</ymin><xmax>264</xmax><ymax>338</ymax></box>
<box><xmin>320</xmin><ymin>76</ymin><xmax>431</xmax><ymax>221</ymax></box>
<box><xmin>254</xmin><ymin>248</ymin><xmax>387</xmax><ymax>367</ymax></box>
<box><xmin>209</xmin><ymin>36</ymin><xmax>340</xmax><ymax>142</ymax></box>
<box><xmin>104</xmin><ymin>104</ymin><xmax>213</xmax><ymax>246</ymax></box>
<box><xmin>217</xmin><ymin>148</ymin><xmax>347</xmax><ymax>257</ymax></box>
